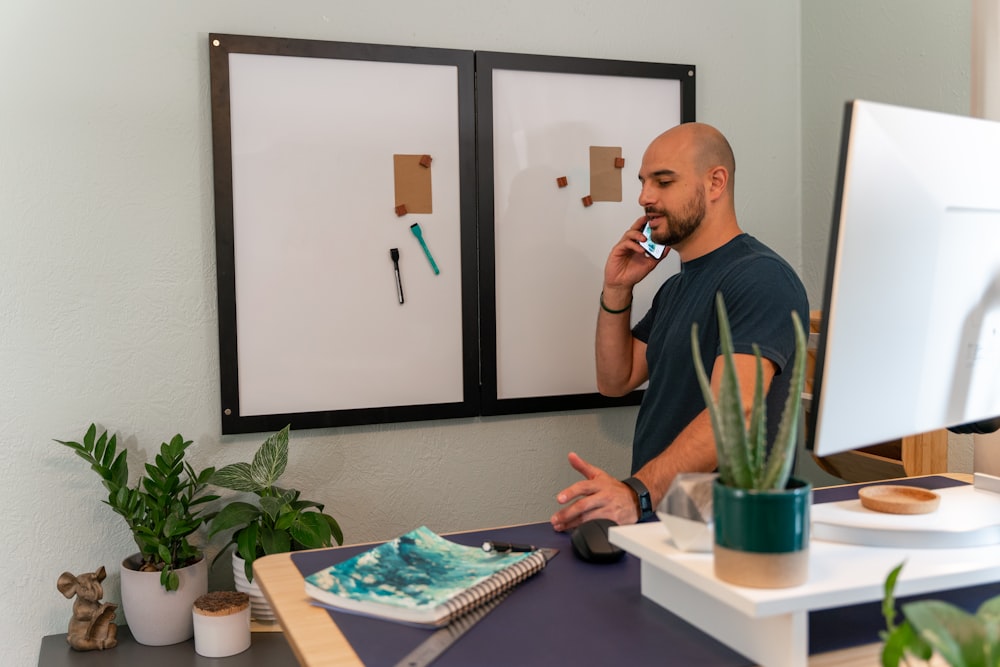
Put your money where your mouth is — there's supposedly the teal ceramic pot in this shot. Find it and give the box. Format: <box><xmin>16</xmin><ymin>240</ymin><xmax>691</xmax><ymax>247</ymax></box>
<box><xmin>712</xmin><ymin>477</ymin><xmax>812</xmax><ymax>588</ymax></box>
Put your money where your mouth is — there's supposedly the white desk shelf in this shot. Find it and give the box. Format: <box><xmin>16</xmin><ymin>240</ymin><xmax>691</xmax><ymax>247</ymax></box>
<box><xmin>609</xmin><ymin>481</ymin><xmax>1000</xmax><ymax>667</ymax></box>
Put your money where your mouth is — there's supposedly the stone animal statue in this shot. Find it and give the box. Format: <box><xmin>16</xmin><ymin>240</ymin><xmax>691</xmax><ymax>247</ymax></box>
<box><xmin>56</xmin><ymin>566</ymin><xmax>118</xmax><ymax>651</ymax></box>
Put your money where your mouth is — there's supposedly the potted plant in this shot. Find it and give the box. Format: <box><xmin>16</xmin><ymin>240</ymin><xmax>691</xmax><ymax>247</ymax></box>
<box><xmin>881</xmin><ymin>561</ymin><xmax>1000</xmax><ymax>666</ymax></box>
<box><xmin>207</xmin><ymin>425</ymin><xmax>343</xmax><ymax>620</ymax></box>
<box><xmin>54</xmin><ymin>424</ymin><xmax>218</xmax><ymax>645</ymax></box>
<box><xmin>691</xmin><ymin>292</ymin><xmax>810</xmax><ymax>588</ymax></box>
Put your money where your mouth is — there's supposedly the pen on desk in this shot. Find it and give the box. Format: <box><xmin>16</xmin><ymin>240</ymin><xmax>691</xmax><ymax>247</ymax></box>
<box><xmin>389</xmin><ymin>247</ymin><xmax>404</xmax><ymax>304</ymax></box>
<box><xmin>482</xmin><ymin>541</ymin><xmax>537</xmax><ymax>553</ymax></box>
<box><xmin>409</xmin><ymin>223</ymin><xmax>440</xmax><ymax>275</ymax></box>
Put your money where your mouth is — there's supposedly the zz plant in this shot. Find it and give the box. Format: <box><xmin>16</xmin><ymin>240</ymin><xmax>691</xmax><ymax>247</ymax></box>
<box><xmin>54</xmin><ymin>424</ymin><xmax>218</xmax><ymax>591</ymax></box>
<box><xmin>208</xmin><ymin>425</ymin><xmax>343</xmax><ymax>583</ymax></box>
<box><xmin>691</xmin><ymin>292</ymin><xmax>808</xmax><ymax>490</ymax></box>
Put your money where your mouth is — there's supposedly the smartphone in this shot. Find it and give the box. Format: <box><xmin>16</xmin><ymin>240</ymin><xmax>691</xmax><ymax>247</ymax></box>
<box><xmin>640</xmin><ymin>222</ymin><xmax>667</xmax><ymax>259</ymax></box>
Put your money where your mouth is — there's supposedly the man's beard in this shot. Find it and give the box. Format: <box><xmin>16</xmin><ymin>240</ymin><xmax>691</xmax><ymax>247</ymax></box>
<box><xmin>648</xmin><ymin>188</ymin><xmax>706</xmax><ymax>246</ymax></box>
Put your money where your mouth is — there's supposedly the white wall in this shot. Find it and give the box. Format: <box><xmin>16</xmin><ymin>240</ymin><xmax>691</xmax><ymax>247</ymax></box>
<box><xmin>2</xmin><ymin>1</ymin><xmax>801</xmax><ymax>663</ymax></box>
<box><xmin>800</xmin><ymin>0</ymin><xmax>973</xmax><ymax>303</ymax></box>
<box><xmin>800</xmin><ymin>0</ymin><xmax>974</xmax><ymax>471</ymax></box>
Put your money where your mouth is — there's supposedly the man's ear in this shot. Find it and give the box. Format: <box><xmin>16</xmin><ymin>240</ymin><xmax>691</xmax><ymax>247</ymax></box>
<box><xmin>707</xmin><ymin>165</ymin><xmax>729</xmax><ymax>201</ymax></box>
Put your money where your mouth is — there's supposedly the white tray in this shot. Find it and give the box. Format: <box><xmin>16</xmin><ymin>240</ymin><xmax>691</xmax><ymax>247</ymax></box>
<box><xmin>812</xmin><ymin>482</ymin><xmax>1000</xmax><ymax>548</ymax></box>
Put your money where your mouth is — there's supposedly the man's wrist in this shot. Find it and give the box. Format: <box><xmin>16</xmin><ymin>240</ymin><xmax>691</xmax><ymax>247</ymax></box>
<box><xmin>600</xmin><ymin>289</ymin><xmax>632</xmax><ymax>314</ymax></box>
<box><xmin>621</xmin><ymin>476</ymin><xmax>654</xmax><ymax>521</ymax></box>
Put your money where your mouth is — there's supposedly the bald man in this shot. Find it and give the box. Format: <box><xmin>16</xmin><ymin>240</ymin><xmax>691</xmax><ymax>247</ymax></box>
<box><xmin>551</xmin><ymin>123</ymin><xmax>808</xmax><ymax>532</ymax></box>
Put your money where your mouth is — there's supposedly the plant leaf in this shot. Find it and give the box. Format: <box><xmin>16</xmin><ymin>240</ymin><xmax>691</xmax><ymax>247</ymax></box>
<box><xmin>691</xmin><ymin>322</ymin><xmax>730</xmax><ymax>484</ymax></box>
<box><xmin>713</xmin><ymin>293</ymin><xmax>753</xmax><ymax>488</ymax></box>
<box><xmin>760</xmin><ymin>309</ymin><xmax>807</xmax><ymax>490</ymax></box>
<box><xmin>211</xmin><ymin>462</ymin><xmax>260</xmax><ymax>493</ymax></box>
<box><xmin>290</xmin><ymin>511</ymin><xmax>333</xmax><ymax>549</ymax></box>
<box><xmin>747</xmin><ymin>344</ymin><xmax>767</xmax><ymax>488</ymax></box>
<box><xmin>259</xmin><ymin>524</ymin><xmax>291</xmax><ymax>555</ymax></box>
<box><xmin>236</xmin><ymin>523</ymin><xmax>259</xmax><ymax>563</ymax></box>
<box><xmin>321</xmin><ymin>513</ymin><xmax>344</xmax><ymax>545</ymax></box>
<box><xmin>161</xmin><ymin>568</ymin><xmax>179</xmax><ymax>592</ymax></box>
<box><xmin>207</xmin><ymin>502</ymin><xmax>260</xmax><ymax>537</ymax></box>
<box><xmin>251</xmin><ymin>425</ymin><xmax>289</xmax><ymax>488</ymax></box>
<box><xmin>903</xmin><ymin>600</ymin><xmax>983</xmax><ymax>667</ymax></box>
<box><xmin>882</xmin><ymin>562</ymin><xmax>905</xmax><ymax>633</ymax></box>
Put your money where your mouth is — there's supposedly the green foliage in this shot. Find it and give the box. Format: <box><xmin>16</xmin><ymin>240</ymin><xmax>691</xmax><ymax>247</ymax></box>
<box><xmin>54</xmin><ymin>424</ymin><xmax>218</xmax><ymax>591</ymax></box>
<box><xmin>691</xmin><ymin>292</ymin><xmax>807</xmax><ymax>490</ymax></box>
<box><xmin>881</xmin><ymin>561</ymin><xmax>1000</xmax><ymax>667</ymax></box>
<box><xmin>208</xmin><ymin>425</ymin><xmax>344</xmax><ymax>582</ymax></box>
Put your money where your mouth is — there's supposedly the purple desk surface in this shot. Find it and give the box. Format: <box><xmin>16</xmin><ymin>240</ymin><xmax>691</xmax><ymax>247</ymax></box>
<box><xmin>291</xmin><ymin>476</ymin><xmax>998</xmax><ymax>666</ymax></box>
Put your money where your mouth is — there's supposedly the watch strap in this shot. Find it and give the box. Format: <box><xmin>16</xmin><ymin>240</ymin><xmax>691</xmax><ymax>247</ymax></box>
<box><xmin>622</xmin><ymin>476</ymin><xmax>654</xmax><ymax>521</ymax></box>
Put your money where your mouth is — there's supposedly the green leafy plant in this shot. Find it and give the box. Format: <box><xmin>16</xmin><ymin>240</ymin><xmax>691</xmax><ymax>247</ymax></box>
<box><xmin>881</xmin><ymin>561</ymin><xmax>1000</xmax><ymax>667</ymax></box>
<box><xmin>691</xmin><ymin>292</ymin><xmax>807</xmax><ymax>490</ymax></box>
<box><xmin>208</xmin><ymin>425</ymin><xmax>344</xmax><ymax>583</ymax></box>
<box><xmin>54</xmin><ymin>424</ymin><xmax>218</xmax><ymax>591</ymax></box>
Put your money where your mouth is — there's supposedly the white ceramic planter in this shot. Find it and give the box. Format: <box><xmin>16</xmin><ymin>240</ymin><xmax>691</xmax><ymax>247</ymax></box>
<box><xmin>120</xmin><ymin>553</ymin><xmax>208</xmax><ymax>646</ymax></box>
<box><xmin>232</xmin><ymin>552</ymin><xmax>277</xmax><ymax>623</ymax></box>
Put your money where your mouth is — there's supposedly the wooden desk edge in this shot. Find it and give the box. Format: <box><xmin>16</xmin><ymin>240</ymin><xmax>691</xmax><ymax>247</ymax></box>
<box><xmin>254</xmin><ymin>552</ymin><xmax>363</xmax><ymax>667</ymax></box>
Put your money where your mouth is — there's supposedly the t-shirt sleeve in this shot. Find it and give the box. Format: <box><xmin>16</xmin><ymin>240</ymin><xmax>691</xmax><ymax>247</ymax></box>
<box><xmin>632</xmin><ymin>304</ymin><xmax>654</xmax><ymax>344</ymax></box>
<box><xmin>719</xmin><ymin>258</ymin><xmax>807</xmax><ymax>374</ymax></box>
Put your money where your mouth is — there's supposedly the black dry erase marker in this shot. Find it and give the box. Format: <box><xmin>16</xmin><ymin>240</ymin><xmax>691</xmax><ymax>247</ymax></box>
<box><xmin>390</xmin><ymin>248</ymin><xmax>404</xmax><ymax>304</ymax></box>
<box><xmin>482</xmin><ymin>541</ymin><xmax>537</xmax><ymax>553</ymax></box>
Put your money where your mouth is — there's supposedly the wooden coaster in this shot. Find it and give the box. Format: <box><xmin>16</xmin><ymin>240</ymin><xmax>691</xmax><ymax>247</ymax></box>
<box><xmin>858</xmin><ymin>485</ymin><xmax>940</xmax><ymax>514</ymax></box>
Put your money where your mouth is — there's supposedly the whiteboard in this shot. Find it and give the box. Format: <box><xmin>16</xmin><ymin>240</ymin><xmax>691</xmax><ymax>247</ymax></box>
<box><xmin>210</xmin><ymin>37</ymin><xmax>697</xmax><ymax>432</ymax></box>
<box><xmin>210</xmin><ymin>35</ymin><xmax>479</xmax><ymax>434</ymax></box>
<box><xmin>477</xmin><ymin>52</ymin><xmax>696</xmax><ymax>413</ymax></box>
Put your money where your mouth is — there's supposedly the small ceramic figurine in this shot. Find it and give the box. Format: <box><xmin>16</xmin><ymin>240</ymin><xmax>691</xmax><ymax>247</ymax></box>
<box><xmin>56</xmin><ymin>566</ymin><xmax>118</xmax><ymax>651</ymax></box>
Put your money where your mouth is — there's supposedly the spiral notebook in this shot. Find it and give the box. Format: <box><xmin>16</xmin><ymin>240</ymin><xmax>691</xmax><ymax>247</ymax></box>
<box><xmin>303</xmin><ymin>526</ymin><xmax>548</xmax><ymax>627</ymax></box>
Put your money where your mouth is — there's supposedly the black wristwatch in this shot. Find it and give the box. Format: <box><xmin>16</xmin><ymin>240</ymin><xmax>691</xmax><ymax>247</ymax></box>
<box><xmin>622</xmin><ymin>476</ymin><xmax>654</xmax><ymax>521</ymax></box>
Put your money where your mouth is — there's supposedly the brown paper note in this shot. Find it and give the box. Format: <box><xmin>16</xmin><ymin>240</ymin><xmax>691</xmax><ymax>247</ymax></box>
<box><xmin>393</xmin><ymin>154</ymin><xmax>433</xmax><ymax>214</ymax></box>
<box><xmin>589</xmin><ymin>146</ymin><xmax>623</xmax><ymax>202</ymax></box>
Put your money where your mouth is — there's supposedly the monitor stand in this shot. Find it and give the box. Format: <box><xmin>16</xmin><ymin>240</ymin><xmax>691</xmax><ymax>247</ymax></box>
<box><xmin>609</xmin><ymin>475</ymin><xmax>1000</xmax><ymax>667</ymax></box>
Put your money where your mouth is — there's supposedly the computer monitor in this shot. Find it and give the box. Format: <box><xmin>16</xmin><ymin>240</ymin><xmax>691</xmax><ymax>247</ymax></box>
<box><xmin>809</xmin><ymin>100</ymin><xmax>1000</xmax><ymax>457</ymax></box>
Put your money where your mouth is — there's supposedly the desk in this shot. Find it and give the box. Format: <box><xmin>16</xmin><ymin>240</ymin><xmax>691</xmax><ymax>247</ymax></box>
<box><xmin>38</xmin><ymin>625</ymin><xmax>296</xmax><ymax>666</ymax></box>
<box><xmin>254</xmin><ymin>476</ymin><xmax>996</xmax><ymax>667</ymax></box>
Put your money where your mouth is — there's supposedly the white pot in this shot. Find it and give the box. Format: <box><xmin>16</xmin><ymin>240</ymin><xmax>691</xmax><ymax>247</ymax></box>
<box><xmin>120</xmin><ymin>553</ymin><xmax>208</xmax><ymax>646</ymax></box>
<box><xmin>232</xmin><ymin>551</ymin><xmax>277</xmax><ymax>623</ymax></box>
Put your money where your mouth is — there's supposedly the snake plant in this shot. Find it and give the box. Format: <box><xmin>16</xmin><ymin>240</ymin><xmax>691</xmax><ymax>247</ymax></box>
<box><xmin>691</xmin><ymin>292</ymin><xmax>807</xmax><ymax>490</ymax></box>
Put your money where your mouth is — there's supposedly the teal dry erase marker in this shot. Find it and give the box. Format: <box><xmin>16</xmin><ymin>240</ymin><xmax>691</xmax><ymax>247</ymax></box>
<box><xmin>409</xmin><ymin>223</ymin><xmax>440</xmax><ymax>275</ymax></box>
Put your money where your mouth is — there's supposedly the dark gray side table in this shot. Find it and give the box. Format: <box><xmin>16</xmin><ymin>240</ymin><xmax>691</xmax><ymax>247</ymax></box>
<box><xmin>39</xmin><ymin>626</ymin><xmax>297</xmax><ymax>666</ymax></box>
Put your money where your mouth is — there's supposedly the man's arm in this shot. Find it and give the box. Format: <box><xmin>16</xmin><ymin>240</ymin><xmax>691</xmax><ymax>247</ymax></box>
<box><xmin>595</xmin><ymin>288</ymin><xmax>649</xmax><ymax>396</ymax></box>
<box><xmin>550</xmin><ymin>353</ymin><xmax>776</xmax><ymax>531</ymax></box>
<box><xmin>633</xmin><ymin>352</ymin><xmax>778</xmax><ymax>508</ymax></box>
<box><xmin>595</xmin><ymin>216</ymin><xmax>662</xmax><ymax>396</ymax></box>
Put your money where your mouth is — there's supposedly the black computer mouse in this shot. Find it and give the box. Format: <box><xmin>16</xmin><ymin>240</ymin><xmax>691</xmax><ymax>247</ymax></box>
<box><xmin>570</xmin><ymin>518</ymin><xmax>626</xmax><ymax>564</ymax></box>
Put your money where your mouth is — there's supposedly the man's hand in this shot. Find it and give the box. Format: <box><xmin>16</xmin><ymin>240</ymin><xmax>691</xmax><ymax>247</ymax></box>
<box><xmin>603</xmin><ymin>216</ymin><xmax>666</xmax><ymax>292</ymax></box>
<box><xmin>549</xmin><ymin>452</ymin><xmax>638</xmax><ymax>532</ymax></box>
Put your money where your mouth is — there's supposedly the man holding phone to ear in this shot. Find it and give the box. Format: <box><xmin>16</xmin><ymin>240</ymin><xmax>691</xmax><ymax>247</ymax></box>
<box><xmin>550</xmin><ymin>122</ymin><xmax>808</xmax><ymax>532</ymax></box>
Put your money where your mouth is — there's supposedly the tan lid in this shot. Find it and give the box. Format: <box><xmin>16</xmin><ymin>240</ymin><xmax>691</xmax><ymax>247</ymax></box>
<box><xmin>193</xmin><ymin>590</ymin><xmax>250</xmax><ymax>616</ymax></box>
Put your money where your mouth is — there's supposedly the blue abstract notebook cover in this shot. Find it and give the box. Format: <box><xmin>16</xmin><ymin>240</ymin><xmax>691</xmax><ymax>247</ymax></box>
<box><xmin>303</xmin><ymin>526</ymin><xmax>547</xmax><ymax>626</ymax></box>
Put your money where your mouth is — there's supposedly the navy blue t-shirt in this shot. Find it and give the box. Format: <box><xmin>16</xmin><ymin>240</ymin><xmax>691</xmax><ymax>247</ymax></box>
<box><xmin>629</xmin><ymin>234</ymin><xmax>809</xmax><ymax>473</ymax></box>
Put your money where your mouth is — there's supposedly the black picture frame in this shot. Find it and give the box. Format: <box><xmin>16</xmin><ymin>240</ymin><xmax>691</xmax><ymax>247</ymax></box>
<box><xmin>209</xmin><ymin>34</ymin><xmax>480</xmax><ymax>434</ymax></box>
<box><xmin>475</xmin><ymin>51</ymin><xmax>696</xmax><ymax>416</ymax></box>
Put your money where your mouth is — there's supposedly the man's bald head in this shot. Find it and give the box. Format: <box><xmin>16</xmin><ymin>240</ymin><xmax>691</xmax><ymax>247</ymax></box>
<box><xmin>648</xmin><ymin>122</ymin><xmax>736</xmax><ymax>195</ymax></box>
